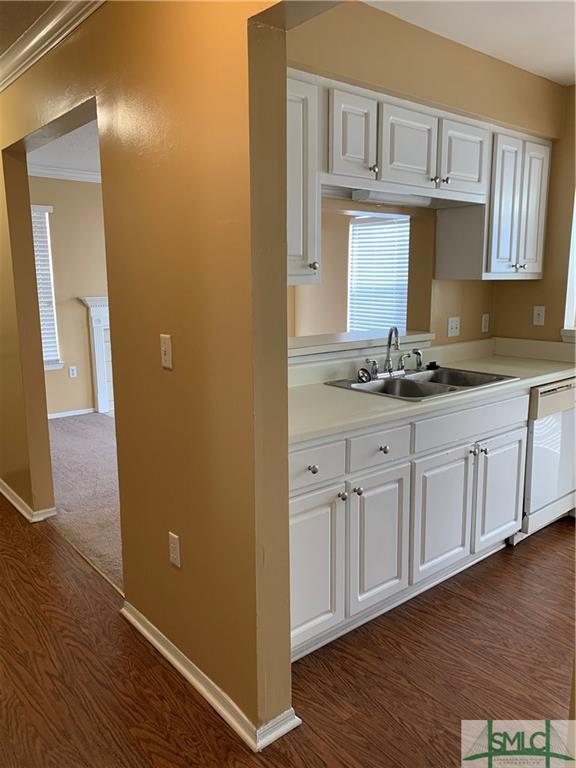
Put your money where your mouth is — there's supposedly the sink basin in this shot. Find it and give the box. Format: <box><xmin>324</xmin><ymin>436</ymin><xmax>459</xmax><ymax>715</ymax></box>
<box><xmin>326</xmin><ymin>367</ymin><xmax>519</xmax><ymax>401</ymax></box>
<box><xmin>406</xmin><ymin>368</ymin><xmax>516</xmax><ymax>388</ymax></box>
<box><xmin>351</xmin><ymin>377</ymin><xmax>458</xmax><ymax>399</ymax></box>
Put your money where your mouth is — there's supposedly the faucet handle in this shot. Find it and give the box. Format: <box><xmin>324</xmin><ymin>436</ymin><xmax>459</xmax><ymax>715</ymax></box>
<box><xmin>397</xmin><ymin>353</ymin><xmax>411</xmax><ymax>372</ymax></box>
<box><xmin>412</xmin><ymin>349</ymin><xmax>424</xmax><ymax>370</ymax></box>
<box><xmin>365</xmin><ymin>359</ymin><xmax>379</xmax><ymax>377</ymax></box>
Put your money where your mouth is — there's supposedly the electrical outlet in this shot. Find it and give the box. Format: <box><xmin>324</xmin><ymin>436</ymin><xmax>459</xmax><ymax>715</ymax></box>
<box><xmin>68</xmin><ymin>366</ymin><xmax>77</xmax><ymax>379</ymax></box>
<box><xmin>447</xmin><ymin>316</ymin><xmax>461</xmax><ymax>338</ymax></box>
<box><xmin>160</xmin><ymin>334</ymin><xmax>173</xmax><ymax>370</ymax></box>
<box><xmin>481</xmin><ymin>314</ymin><xmax>490</xmax><ymax>334</ymax></box>
<box><xmin>533</xmin><ymin>306</ymin><xmax>546</xmax><ymax>326</ymax></box>
<box><xmin>168</xmin><ymin>531</ymin><xmax>181</xmax><ymax>568</ymax></box>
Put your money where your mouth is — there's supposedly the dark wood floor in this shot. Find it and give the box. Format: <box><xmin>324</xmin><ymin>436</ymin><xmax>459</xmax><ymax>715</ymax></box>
<box><xmin>0</xmin><ymin>496</ymin><xmax>573</xmax><ymax>768</ymax></box>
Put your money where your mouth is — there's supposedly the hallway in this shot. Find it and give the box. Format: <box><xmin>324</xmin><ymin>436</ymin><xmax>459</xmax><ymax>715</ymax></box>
<box><xmin>0</xmin><ymin>496</ymin><xmax>573</xmax><ymax>768</ymax></box>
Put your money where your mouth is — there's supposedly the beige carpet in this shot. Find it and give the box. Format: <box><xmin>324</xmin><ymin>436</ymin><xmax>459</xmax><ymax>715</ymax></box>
<box><xmin>48</xmin><ymin>413</ymin><xmax>123</xmax><ymax>589</ymax></box>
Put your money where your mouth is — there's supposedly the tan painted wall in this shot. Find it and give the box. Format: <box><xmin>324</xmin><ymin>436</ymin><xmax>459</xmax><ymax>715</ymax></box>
<box><xmin>0</xmin><ymin>0</ymin><xmax>293</xmax><ymax>728</ymax></box>
<box><xmin>289</xmin><ymin>197</ymin><xmax>491</xmax><ymax>344</ymax></box>
<box><xmin>287</xmin><ymin>3</ymin><xmax>573</xmax><ymax>344</ymax></box>
<box><xmin>493</xmin><ymin>86</ymin><xmax>575</xmax><ymax>340</ymax></box>
<box><xmin>28</xmin><ymin>177</ymin><xmax>108</xmax><ymax>415</ymax></box>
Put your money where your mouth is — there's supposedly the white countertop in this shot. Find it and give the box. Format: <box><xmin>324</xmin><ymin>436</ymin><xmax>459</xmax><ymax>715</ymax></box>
<box><xmin>288</xmin><ymin>355</ymin><xmax>575</xmax><ymax>444</ymax></box>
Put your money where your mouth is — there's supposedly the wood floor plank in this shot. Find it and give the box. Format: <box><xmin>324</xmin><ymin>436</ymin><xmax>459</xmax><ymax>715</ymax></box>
<box><xmin>0</xmin><ymin>497</ymin><xmax>573</xmax><ymax>767</ymax></box>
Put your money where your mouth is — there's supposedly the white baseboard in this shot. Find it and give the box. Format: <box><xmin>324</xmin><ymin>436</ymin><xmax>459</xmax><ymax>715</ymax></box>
<box><xmin>48</xmin><ymin>408</ymin><xmax>95</xmax><ymax>419</ymax></box>
<box><xmin>120</xmin><ymin>602</ymin><xmax>301</xmax><ymax>751</ymax></box>
<box><xmin>0</xmin><ymin>478</ymin><xmax>57</xmax><ymax>523</ymax></box>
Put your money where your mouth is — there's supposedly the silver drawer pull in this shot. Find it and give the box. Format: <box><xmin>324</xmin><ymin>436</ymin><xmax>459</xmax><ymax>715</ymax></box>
<box><xmin>378</xmin><ymin>445</ymin><xmax>391</xmax><ymax>454</ymax></box>
<box><xmin>353</xmin><ymin>487</ymin><xmax>364</xmax><ymax>496</ymax></box>
<box><xmin>337</xmin><ymin>491</ymin><xmax>348</xmax><ymax>502</ymax></box>
<box><xmin>308</xmin><ymin>261</ymin><xmax>320</xmax><ymax>271</ymax></box>
<box><xmin>469</xmin><ymin>446</ymin><xmax>479</xmax><ymax>456</ymax></box>
<box><xmin>307</xmin><ymin>464</ymin><xmax>319</xmax><ymax>474</ymax></box>
<box><xmin>480</xmin><ymin>447</ymin><xmax>489</xmax><ymax>455</ymax></box>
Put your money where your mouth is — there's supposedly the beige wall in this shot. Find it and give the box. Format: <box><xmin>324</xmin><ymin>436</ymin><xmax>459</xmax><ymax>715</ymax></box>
<box><xmin>289</xmin><ymin>197</ymin><xmax>492</xmax><ymax>345</ymax></box>
<box><xmin>1</xmin><ymin>0</ymin><xmax>295</xmax><ymax>730</ymax></box>
<box><xmin>29</xmin><ymin>176</ymin><xmax>108</xmax><ymax>415</ymax></box>
<box><xmin>287</xmin><ymin>3</ymin><xmax>574</xmax><ymax>344</ymax></box>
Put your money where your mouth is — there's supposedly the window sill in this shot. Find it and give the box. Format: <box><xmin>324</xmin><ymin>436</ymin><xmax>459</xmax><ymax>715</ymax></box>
<box><xmin>44</xmin><ymin>361</ymin><xmax>65</xmax><ymax>371</ymax></box>
<box><xmin>561</xmin><ymin>328</ymin><xmax>576</xmax><ymax>343</ymax></box>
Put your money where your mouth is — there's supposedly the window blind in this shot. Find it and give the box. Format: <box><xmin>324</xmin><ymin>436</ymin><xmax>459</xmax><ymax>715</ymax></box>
<box><xmin>31</xmin><ymin>205</ymin><xmax>62</xmax><ymax>368</ymax></box>
<box><xmin>348</xmin><ymin>216</ymin><xmax>410</xmax><ymax>332</ymax></box>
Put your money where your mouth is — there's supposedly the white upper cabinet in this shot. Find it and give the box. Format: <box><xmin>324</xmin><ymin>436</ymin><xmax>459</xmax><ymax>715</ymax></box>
<box><xmin>438</xmin><ymin>119</ymin><xmax>490</xmax><ymax>195</ymax></box>
<box><xmin>518</xmin><ymin>141</ymin><xmax>551</xmax><ymax>275</ymax></box>
<box><xmin>329</xmin><ymin>89</ymin><xmax>378</xmax><ymax>179</ymax></box>
<box><xmin>379</xmin><ymin>104</ymin><xmax>438</xmax><ymax>188</ymax></box>
<box><xmin>487</xmin><ymin>134</ymin><xmax>524</xmax><ymax>275</ymax></box>
<box><xmin>287</xmin><ymin>78</ymin><xmax>320</xmax><ymax>285</ymax></box>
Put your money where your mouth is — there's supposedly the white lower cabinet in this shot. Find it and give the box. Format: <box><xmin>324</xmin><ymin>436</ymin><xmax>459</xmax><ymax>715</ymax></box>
<box><xmin>289</xmin><ymin>484</ymin><xmax>346</xmax><ymax>649</ymax></box>
<box><xmin>412</xmin><ymin>444</ymin><xmax>474</xmax><ymax>583</ymax></box>
<box><xmin>473</xmin><ymin>428</ymin><xmax>527</xmax><ymax>552</ymax></box>
<box><xmin>348</xmin><ymin>463</ymin><xmax>410</xmax><ymax>616</ymax></box>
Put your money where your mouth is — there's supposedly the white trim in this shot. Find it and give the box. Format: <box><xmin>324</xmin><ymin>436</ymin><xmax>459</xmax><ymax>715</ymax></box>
<box><xmin>48</xmin><ymin>408</ymin><xmax>95</xmax><ymax>420</ymax></box>
<box><xmin>563</xmin><ymin>192</ymin><xmax>576</xmax><ymax>336</ymax></box>
<box><xmin>561</xmin><ymin>328</ymin><xmax>576</xmax><ymax>343</ymax></box>
<box><xmin>120</xmin><ymin>602</ymin><xmax>301</xmax><ymax>751</ymax></box>
<box><xmin>44</xmin><ymin>360</ymin><xmax>65</xmax><ymax>371</ymax></box>
<box><xmin>0</xmin><ymin>478</ymin><xmax>57</xmax><ymax>523</ymax></box>
<box><xmin>0</xmin><ymin>1</ymin><xmax>105</xmax><ymax>92</ymax></box>
<box><xmin>79</xmin><ymin>296</ymin><xmax>113</xmax><ymax>413</ymax></box>
<box><xmin>28</xmin><ymin>164</ymin><xmax>101</xmax><ymax>184</ymax></box>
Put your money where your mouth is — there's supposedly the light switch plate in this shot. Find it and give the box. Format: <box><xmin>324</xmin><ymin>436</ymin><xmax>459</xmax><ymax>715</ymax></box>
<box><xmin>447</xmin><ymin>316</ymin><xmax>461</xmax><ymax>337</ymax></box>
<box><xmin>168</xmin><ymin>531</ymin><xmax>181</xmax><ymax>567</ymax></box>
<box><xmin>160</xmin><ymin>334</ymin><xmax>173</xmax><ymax>369</ymax></box>
<box><xmin>533</xmin><ymin>306</ymin><xmax>546</xmax><ymax>326</ymax></box>
<box><xmin>481</xmin><ymin>314</ymin><xmax>490</xmax><ymax>334</ymax></box>
<box><xmin>68</xmin><ymin>366</ymin><xmax>78</xmax><ymax>379</ymax></box>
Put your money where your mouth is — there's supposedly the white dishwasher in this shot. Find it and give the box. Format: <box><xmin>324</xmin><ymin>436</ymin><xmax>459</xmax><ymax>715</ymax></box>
<box><xmin>523</xmin><ymin>377</ymin><xmax>576</xmax><ymax>535</ymax></box>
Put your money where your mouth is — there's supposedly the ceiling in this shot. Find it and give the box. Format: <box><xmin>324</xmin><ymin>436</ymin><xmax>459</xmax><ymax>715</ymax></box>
<box><xmin>0</xmin><ymin>1</ymin><xmax>53</xmax><ymax>56</ymax></box>
<box><xmin>368</xmin><ymin>1</ymin><xmax>575</xmax><ymax>85</ymax></box>
<box><xmin>27</xmin><ymin>120</ymin><xmax>101</xmax><ymax>180</ymax></box>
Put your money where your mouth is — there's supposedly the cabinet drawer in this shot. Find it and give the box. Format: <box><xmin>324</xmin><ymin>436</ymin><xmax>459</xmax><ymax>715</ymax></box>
<box><xmin>289</xmin><ymin>441</ymin><xmax>346</xmax><ymax>491</ymax></box>
<box><xmin>348</xmin><ymin>426</ymin><xmax>411</xmax><ymax>473</ymax></box>
<box><xmin>414</xmin><ymin>395</ymin><xmax>529</xmax><ymax>453</ymax></box>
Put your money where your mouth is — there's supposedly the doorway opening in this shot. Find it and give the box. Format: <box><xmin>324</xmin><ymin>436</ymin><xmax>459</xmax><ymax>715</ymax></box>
<box><xmin>26</xmin><ymin>114</ymin><xmax>123</xmax><ymax>590</ymax></box>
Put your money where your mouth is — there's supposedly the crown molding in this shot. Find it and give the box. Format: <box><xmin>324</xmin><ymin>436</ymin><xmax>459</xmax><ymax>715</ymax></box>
<box><xmin>28</xmin><ymin>163</ymin><xmax>101</xmax><ymax>183</ymax></box>
<box><xmin>0</xmin><ymin>1</ymin><xmax>106</xmax><ymax>93</ymax></box>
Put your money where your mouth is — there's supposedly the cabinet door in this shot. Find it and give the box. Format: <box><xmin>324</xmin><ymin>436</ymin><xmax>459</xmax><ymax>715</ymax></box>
<box><xmin>412</xmin><ymin>445</ymin><xmax>473</xmax><ymax>583</ymax></box>
<box><xmin>438</xmin><ymin>119</ymin><xmax>490</xmax><ymax>195</ymax></box>
<box><xmin>487</xmin><ymin>134</ymin><xmax>523</xmax><ymax>274</ymax></box>
<box><xmin>287</xmin><ymin>79</ymin><xmax>320</xmax><ymax>284</ymax></box>
<box><xmin>473</xmin><ymin>428</ymin><xmax>527</xmax><ymax>552</ymax></box>
<box><xmin>348</xmin><ymin>463</ymin><xmax>410</xmax><ymax>616</ymax></box>
<box><xmin>290</xmin><ymin>484</ymin><xmax>346</xmax><ymax>649</ymax></box>
<box><xmin>329</xmin><ymin>89</ymin><xmax>378</xmax><ymax>179</ymax></box>
<box><xmin>380</xmin><ymin>103</ymin><xmax>438</xmax><ymax>188</ymax></box>
<box><xmin>518</xmin><ymin>142</ymin><xmax>550</xmax><ymax>275</ymax></box>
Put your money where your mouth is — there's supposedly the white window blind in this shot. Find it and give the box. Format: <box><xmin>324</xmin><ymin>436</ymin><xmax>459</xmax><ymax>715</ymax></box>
<box><xmin>31</xmin><ymin>205</ymin><xmax>62</xmax><ymax>368</ymax></box>
<box><xmin>348</xmin><ymin>216</ymin><xmax>410</xmax><ymax>332</ymax></box>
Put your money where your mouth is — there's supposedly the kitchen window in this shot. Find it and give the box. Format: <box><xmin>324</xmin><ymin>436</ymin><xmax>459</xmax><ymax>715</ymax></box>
<box><xmin>31</xmin><ymin>205</ymin><xmax>63</xmax><ymax>370</ymax></box>
<box><xmin>347</xmin><ymin>215</ymin><xmax>410</xmax><ymax>332</ymax></box>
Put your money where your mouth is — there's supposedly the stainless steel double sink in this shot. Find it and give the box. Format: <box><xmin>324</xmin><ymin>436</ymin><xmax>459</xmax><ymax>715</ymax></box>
<box><xmin>326</xmin><ymin>367</ymin><xmax>519</xmax><ymax>401</ymax></box>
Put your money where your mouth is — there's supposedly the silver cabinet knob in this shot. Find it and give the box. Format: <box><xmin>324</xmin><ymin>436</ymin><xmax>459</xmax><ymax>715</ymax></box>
<box><xmin>308</xmin><ymin>261</ymin><xmax>320</xmax><ymax>272</ymax></box>
<box><xmin>519</xmin><ymin>264</ymin><xmax>527</xmax><ymax>270</ymax></box>
<box><xmin>430</xmin><ymin>175</ymin><xmax>440</xmax><ymax>183</ymax></box>
<box><xmin>337</xmin><ymin>491</ymin><xmax>348</xmax><ymax>501</ymax></box>
<box><xmin>307</xmin><ymin>464</ymin><xmax>319</xmax><ymax>474</ymax></box>
<box><xmin>480</xmin><ymin>447</ymin><xmax>489</xmax><ymax>455</ymax></box>
<box><xmin>469</xmin><ymin>446</ymin><xmax>479</xmax><ymax>456</ymax></box>
<box><xmin>369</xmin><ymin>164</ymin><xmax>379</xmax><ymax>174</ymax></box>
<box><xmin>379</xmin><ymin>445</ymin><xmax>391</xmax><ymax>454</ymax></box>
<box><xmin>441</xmin><ymin>176</ymin><xmax>451</xmax><ymax>184</ymax></box>
<box><xmin>353</xmin><ymin>487</ymin><xmax>364</xmax><ymax>496</ymax></box>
